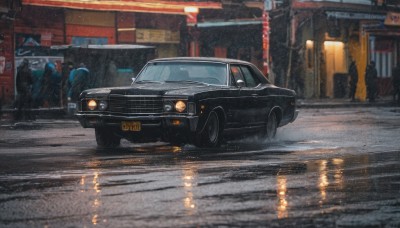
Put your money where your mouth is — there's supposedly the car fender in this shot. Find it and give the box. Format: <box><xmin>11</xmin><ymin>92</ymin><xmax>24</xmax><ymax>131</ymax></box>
<box><xmin>197</xmin><ymin>106</ymin><xmax>226</xmax><ymax>134</ymax></box>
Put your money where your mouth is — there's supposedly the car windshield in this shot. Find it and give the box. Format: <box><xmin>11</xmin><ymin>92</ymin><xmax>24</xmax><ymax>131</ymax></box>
<box><xmin>135</xmin><ymin>61</ymin><xmax>228</xmax><ymax>85</ymax></box>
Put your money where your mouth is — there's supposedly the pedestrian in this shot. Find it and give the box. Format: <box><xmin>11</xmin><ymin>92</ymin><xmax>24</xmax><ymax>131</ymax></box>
<box><xmin>15</xmin><ymin>59</ymin><xmax>33</xmax><ymax>121</ymax></box>
<box><xmin>392</xmin><ymin>63</ymin><xmax>400</xmax><ymax>106</ymax></box>
<box><xmin>348</xmin><ymin>59</ymin><xmax>358</xmax><ymax>101</ymax></box>
<box><xmin>66</xmin><ymin>63</ymin><xmax>77</xmax><ymax>102</ymax></box>
<box><xmin>365</xmin><ymin>61</ymin><xmax>378</xmax><ymax>102</ymax></box>
<box><xmin>69</xmin><ymin>63</ymin><xmax>90</xmax><ymax>102</ymax></box>
<box><xmin>40</xmin><ymin>61</ymin><xmax>61</xmax><ymax>107</ymax></box>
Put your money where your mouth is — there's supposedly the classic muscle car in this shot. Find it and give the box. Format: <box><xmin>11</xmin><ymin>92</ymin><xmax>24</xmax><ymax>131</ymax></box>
<box><xmin>76</xmin><ymin>57</ymin><xmax>298</xmax><ymax>148</ymax></box>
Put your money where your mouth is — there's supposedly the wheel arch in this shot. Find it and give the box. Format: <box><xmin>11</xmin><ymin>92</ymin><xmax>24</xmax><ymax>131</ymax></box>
<box><xmin>269</xmin><ymin>106</ymin><xmax>283</xmax><ymax>126</ymax></box>
<box><xmin>198</xmin><ymin>105</ymin><xmax>226</xmax><ymax>134</ymax></box>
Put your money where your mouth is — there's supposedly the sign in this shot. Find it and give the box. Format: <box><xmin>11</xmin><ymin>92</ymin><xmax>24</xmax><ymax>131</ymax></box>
<box><xmin>41</xmin><ymin>32</ymin><xmax>52</xmax><ymax>47</ymax></box>
<box><xmin>136</xmin><ymin>29</ymin><xmax>180</xmax><ymax>44</ymax></box>
<box><xmin>262</xmin><ymin>11</ymin><xmax>270</xmax><ymax>75</ymax></box>
<box><xmin>385</xmin><ymin>12</ymin><xmax>400</xmax><ymax>26</ymax></box>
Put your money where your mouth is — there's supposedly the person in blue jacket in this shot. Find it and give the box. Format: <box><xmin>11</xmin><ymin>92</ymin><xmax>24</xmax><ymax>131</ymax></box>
<box><xmin>69</xmin><ymin>63</ymin><xmax>90</xmax><ymax>102</ymax></box>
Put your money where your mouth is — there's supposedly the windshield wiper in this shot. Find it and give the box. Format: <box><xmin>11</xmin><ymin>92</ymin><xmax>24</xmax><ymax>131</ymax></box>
<box><xmin>165</xmin><ymin>80</ymin><xmax>207</xmax><ymax>85</ymax></box>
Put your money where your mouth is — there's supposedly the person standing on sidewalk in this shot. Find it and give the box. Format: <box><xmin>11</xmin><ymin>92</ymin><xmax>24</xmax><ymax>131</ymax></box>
<box><xmin>392</xmin><ymin>63</ymin><xmax>400</xmax><ymax>106</ymax></box>
<box><xmin>69</xmin><ymin>63</ymin><xmax>90</xmax><ymax>102</ymax></box>
<box><xmin>348</xmin><ymin>59</ymin><xmax>358</xmax><ymax>101</ymax></box>
<box><xmin>365</xmin><ymin>61</ymin><xmax>378</xmax><ymax>102</ymax></box>
<box><xmin>15</xmin><ymin>59</ymin><xmax>33</xmax><ymax>121</ymax></box>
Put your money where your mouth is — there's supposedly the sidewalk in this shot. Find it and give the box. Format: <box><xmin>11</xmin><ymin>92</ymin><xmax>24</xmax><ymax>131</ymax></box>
<box><xmin>0</xmin><ymin>96</ymin><xmax>398</xmax><ymax>124</ymax></box>
<box><xmin>297</xmin><ymin>96</ymin><xmax>395</xmax><ymax>109</ymax></box>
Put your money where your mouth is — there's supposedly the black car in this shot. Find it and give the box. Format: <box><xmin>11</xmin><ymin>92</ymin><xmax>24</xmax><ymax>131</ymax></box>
<box><xmin>76</xmin><ymin>57</ymin><xmax>298</xmax><ymax>148</ymax></box>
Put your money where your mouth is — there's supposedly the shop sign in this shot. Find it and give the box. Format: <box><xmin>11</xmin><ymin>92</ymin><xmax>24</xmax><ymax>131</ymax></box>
<box><xmin>385</xmin><ymin>12</ymin><xmax>400</xmax><ymax>26</ymax></box>
<box><xmin>41</xmin><ymin>32</ymin><xmax>52</xmax><ymax>47</ymax></box>
<box><xmin>136</xmin><ymin>29</ymin><xmax>180</xmax><ymax>44</ymax></box>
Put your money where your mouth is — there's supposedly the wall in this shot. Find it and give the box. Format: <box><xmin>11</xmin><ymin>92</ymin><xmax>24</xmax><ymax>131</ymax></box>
<box><xmin>65</xmin><ymin>10</ymin><xmax>116</xmax><ymax>45</ymax></box>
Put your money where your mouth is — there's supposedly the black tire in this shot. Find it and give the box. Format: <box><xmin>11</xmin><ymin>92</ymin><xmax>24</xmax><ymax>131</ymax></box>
<box><xmin>95</xmin><ymin>127</ymin><xmax>121</xmax><ymax>148</ymax></box>
<box><xmin>265</xmin><ymin>111</ymin><xmax>277</xmax><ymax>141</ymax></box>
<box><xmin>195</xmin><ymin>111</ymin><xmax>221</xmax><ymax>148</ymax></box>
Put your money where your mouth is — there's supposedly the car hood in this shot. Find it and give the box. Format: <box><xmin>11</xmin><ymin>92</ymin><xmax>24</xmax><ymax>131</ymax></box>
<box><xmin>82</xmin><ymin>82</ymin><xmax>223</xmax><ymax>97</ymax></box>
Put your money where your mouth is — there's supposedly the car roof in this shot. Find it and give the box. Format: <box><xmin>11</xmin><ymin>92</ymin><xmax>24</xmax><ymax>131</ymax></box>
<box><xmin>148</xmin><ymin>57</ymin><xmax>253</xmax><ymax>65</ymax></box>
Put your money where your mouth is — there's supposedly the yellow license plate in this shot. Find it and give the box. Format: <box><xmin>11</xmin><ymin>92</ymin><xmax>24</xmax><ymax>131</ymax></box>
<box><xmin>121</xmin><ymin>121</ymin><xmax>141</xmax><ymax>132</ymax></box>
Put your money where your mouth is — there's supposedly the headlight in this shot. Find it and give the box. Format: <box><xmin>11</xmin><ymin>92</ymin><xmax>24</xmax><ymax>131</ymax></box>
<box><xmin>175</xmin><ymin>100</ymin><xmax>186</xmax><ymax>113</ymax></box>
<box><xmin>87</xmin><ymin>99</ymin><xmax>97</xmax><ymax>111</ymax></box>
<box><xmin>99</xmin><ymin>100</ymin><xmax>108</xmax><ymax>111</ymax></box>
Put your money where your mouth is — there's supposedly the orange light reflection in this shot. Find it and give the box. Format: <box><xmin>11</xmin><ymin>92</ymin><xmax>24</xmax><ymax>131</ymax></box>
<box><xmin>276</xmin><ymin>175</ymin><xmax>288</xmax><ymax>219</ymax></box>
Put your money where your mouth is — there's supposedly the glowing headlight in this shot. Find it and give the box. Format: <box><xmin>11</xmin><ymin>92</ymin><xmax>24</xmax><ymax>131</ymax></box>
<box><xmin>175</xmin><ymin>100</ymin><xmax>186</xmax><ymax>113</ymax></box>
<box><xmin>99</xmin><ymin>100</ymin><xmax>108</xmax><ymax>111</ymax></box>
<box><xmin>87</xmin><ymin>99</ymin><xmax>97</xmax><ymax>111</ymax></box>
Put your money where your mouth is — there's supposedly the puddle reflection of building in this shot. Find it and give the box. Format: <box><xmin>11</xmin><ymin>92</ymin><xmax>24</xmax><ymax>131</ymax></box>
<box><xmin>317</xmin><ymin>158</ymin><xmax>345</xmax><ymax>205</ymax></box>
<box><xmin>276</xmin><ymin>175</ymin><xmax>288</xmax><ymax>219</ymax></box>
<box><xmin>182</xmin><ymin>164</ymin><xmax>198</xmax><ymax>215</ymax></box>
<box><xmin>274</xmin><ymin>158</ymin><xmax>346</xmax><ymax>218</ymax></box>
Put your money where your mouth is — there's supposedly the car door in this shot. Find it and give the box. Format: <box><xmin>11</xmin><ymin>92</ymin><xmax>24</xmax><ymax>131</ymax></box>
<box><xmin>228</xmin><ymin>64</ymin><xmax>261</xmax><ymax>129</ymax></box>
<box><xmin>238</xmin><ymin>64</ymin><xmax>266</xmax><ymax>127</ymax></box>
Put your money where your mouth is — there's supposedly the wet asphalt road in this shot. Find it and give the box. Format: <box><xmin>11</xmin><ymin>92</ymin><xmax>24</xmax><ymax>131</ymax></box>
<box><xmin>0</xmin><ymin>107</ymin><xmax>400</xmax><ymax>228</ymax></box>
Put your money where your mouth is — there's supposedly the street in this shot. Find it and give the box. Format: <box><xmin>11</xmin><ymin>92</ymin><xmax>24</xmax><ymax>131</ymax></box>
<box><xmin>0</xmin><ymin>107</ymin><xmax>400</xmax><ymax>227</ymax></box>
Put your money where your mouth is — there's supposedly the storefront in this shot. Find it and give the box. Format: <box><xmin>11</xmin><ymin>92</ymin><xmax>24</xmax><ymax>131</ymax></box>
<box><xmin>197</xmin><ymin>20</ymin><xmax>264</xmax><ymax>71</ymax></box>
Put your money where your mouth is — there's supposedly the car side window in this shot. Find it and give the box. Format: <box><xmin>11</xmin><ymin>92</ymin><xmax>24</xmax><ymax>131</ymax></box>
<box><xmin>240</xmin><ymin>65</ymin><xmax>260</xmax><ymax>87</ymax></box>
<box><xmin>230</xmin><ymin>65</ymin><xmax>244</xmax><ymax>86</ymax></box>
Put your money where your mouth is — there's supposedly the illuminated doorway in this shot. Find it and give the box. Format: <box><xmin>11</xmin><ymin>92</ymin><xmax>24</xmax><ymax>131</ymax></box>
<box><xmin>324</xmin><ymin>41</ymin><xmax>347</xmax><ymax>98</ymax></box>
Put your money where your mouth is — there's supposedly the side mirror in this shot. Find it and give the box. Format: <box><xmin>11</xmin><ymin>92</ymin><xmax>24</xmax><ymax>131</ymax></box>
<box><xmin>131</xmin><ymin>77</ymin><xmax>136</xmax><ymax>84</ymax></box>
<box><xmin>236</xmin><ymin>79</ymin><xmax>245</xmax><ymax>88</ymax></box>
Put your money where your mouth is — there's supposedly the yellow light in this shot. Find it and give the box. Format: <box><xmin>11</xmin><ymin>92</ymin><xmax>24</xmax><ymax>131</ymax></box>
<box><xmin>184</xmin><ymin>6</ymin><xmax>199</xmax><ymax>14</ymax></box>
<box><xmin>324</xmin><ymin>41</ymin><xmax>344</xmax><ymax>47</ymax></box>
<box><xmin>88</xmin><ymin>99</ymin><xmax>97</xmax><ymax>110</ymax></box>
<box><xmin>306</xmin><ymin>40</ymin><xmax>314</xmax><ymax>48</ymax></box>
<box><xmin>175</xmin><ymin>101</ymin><xmax>186</xmax><ymax>113</ymax></box>
<box><xmin>172</xmin><ymin>119</ymin><xmax>181</xmax><ymax>125</ymax></box>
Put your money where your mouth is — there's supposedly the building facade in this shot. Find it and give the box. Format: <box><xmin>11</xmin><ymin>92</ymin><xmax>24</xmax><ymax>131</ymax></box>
<box><xmin>282</xmin><ymin>0</ymin><xmax>400</xmax><ymax>100</ymax></box>
<box><xmin>2</xmin><ymin>0</ymin><xmax>400</xmax><ymax>106</ymax></box>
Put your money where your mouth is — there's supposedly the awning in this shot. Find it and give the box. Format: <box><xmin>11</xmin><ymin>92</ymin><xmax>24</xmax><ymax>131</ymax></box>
<box><xmin>326</xmin><ymin>11</ymin><xmax>386</xmax><ymax>20</ymax></box>
<box><xmin>22</xmin><ymin>0</ymin><xmax>222</xmax><ymax>15</ymax></box>
<box><xmin>196</xmin><ymin>19</ymin><xmax>262</xmax><ymax>28</ymax></box>
<box><xmin>50</xmin><ymin>44</ymin><xmax>155</xmax><ymax>50</ymax></box>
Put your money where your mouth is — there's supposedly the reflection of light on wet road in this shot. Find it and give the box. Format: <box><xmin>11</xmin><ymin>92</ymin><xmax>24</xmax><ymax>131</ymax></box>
<box><xmin>332</xmin><ymin>158</ymin><xmax>344</xmax><ymax>189</ymax></box>
<box><xmin>92</xmin><ymin>214</ymin><xmax>98</xmax><ymax>225</ymax></box>
<box><xmin>93</xmin><ymin>172</ymin><xmax>101</xmax><ymax>193</ymax></box>
<box><xmin>80</xmin><ymin>170</ymin><xmax>103</xmax><ymax>225</ymax></box>
<box><xmin>182</xmin><ymin>165</ymin><xmax>197</xmax><ymax>215</ymax></box>
<box><xmin>319</xmin><ymin>160</ymin><xmax>328</xmax><ymax>203</ymax></box>
<box><xmin>132</xmin><ymin>145</ymin><xmax>182</xmax><ymax>153</ymax></box>
<box><xmin>276</xmin><ymin>175</ymin><xmax>288</xmax><ymax>219</ymax></box>
<box><xmin>80</xmin><ymin>175</ymin><xmax>85</xmax><ymax>192</ymax></box>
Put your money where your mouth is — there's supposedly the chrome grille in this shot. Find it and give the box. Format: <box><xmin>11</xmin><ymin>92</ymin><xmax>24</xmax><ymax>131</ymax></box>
<box><xmin>108</xmin><ymin>95</ymin><xmax>163</xmax><ymax>114</ymax></box>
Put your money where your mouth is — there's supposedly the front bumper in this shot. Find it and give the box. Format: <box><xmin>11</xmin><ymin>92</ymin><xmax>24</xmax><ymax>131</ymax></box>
<box><xmin>75</xmin><ymin>112</ymin><xmax>200</xmax><ymax>132</ymax></box>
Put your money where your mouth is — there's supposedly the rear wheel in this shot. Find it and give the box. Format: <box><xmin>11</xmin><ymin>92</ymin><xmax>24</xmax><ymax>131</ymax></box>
<box><xmin>265</xmin><ymin>111</ymin><xmax>277</xmax><ymax>141</ymax></box>
<box><xmin>194</xmin><ymin>111</ymin><xmax>221</xmax><ymax>148</ymax></box>
<box><xmin>95</xmin><ymin>127</ymin><xmax>121</xmax><ymax>148</ymax></box>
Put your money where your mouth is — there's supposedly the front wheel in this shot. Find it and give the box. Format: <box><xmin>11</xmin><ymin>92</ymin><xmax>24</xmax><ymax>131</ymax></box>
<box><xmin>95</xmin><ymin>127</ymin><xmax>121</xmax><ymax>148</ymax></box>
<box><xmin>194</xmin><ymin>111</ymin><xmax>222</xmax><ymax>148</ymax></box>
<box><xmin>265</xmin><ymin>111</ymin><xmax>277</xmax><ymax>141</ymax></box>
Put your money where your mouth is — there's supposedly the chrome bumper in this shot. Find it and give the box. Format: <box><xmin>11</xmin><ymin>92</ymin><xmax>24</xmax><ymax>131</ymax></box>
<box><xmin>75</xmin><ymin>113</ymin><xmax>199</xmax><ymax>132</ymax></box>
